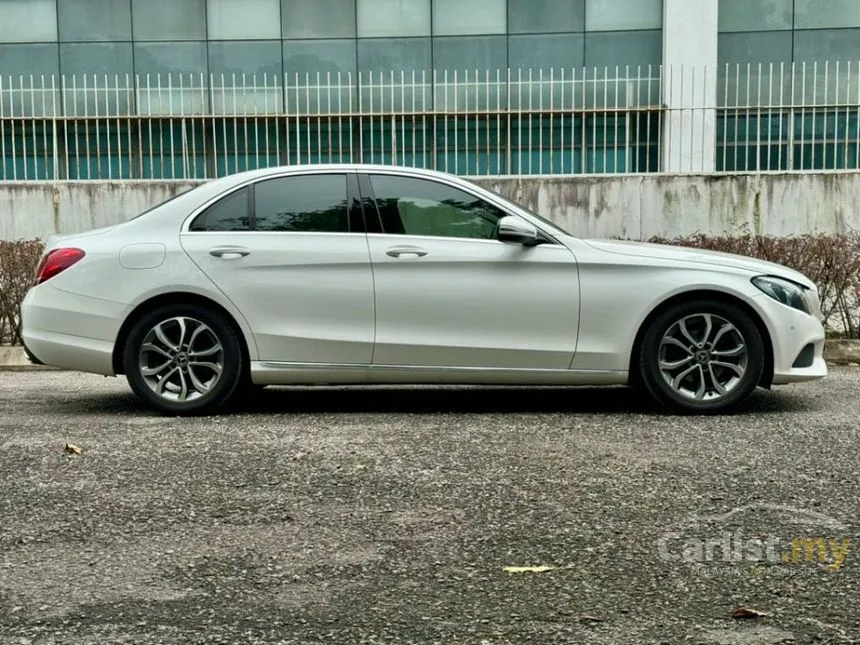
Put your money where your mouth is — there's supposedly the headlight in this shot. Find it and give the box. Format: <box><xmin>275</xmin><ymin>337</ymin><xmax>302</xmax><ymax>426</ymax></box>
<box><xmin>752</xmin><ymin>276</ymin><xmax>811</xmax><ymax>314</ymax></box>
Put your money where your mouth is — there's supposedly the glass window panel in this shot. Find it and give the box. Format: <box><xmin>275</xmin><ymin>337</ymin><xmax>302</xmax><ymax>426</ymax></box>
<box><xmin>433</xmin><ymin>37</ymin><xmax>507</xmax><ymax>110</ymax></box>
<box><xmin>718</xmin><ymin>0</ymin><xmax>793</xmax><ymax>32</ymax></box>
<box><xmin>586</xmin><ymin>0</ymin><xmax>662</xmax><ymax>31</ymax></box>
<box><xmin>0</xmin><ymin>44</ymin><xmax>60</xmax><ymax>78</ymax></box>
<box><xmin>509</xmin><ymin>34</ymin><xmax>585</xmax><ymax>70</ymax></box>
<box><xmin>795</xmin><ymin>0</ymin><xmax>860</xmax><ymax>29</ymax></box>
<box><xmin>0</xmin><ymin>44</ymin><xmax>60</xmax><ymax>117</ymax></box>
<box><xmin>509</xmin><ymin>0</ymin><xmax>584</xmax><ymax>34</ymax></box>
<box><xmin>133</xmin><ymin>42</ymin><xmax>208</xmax><ymax>115</ymax></box>
<box><xmin>60</xmin><ymin>43</ymin><xmax>134</xmax><ymax>115</ymax></box>
<box><xmin>283</xmin><ymin>39</ymin><xmax>357</xmax><ymax>77</ymax></box>
<box><xmin>60</xmin><ymin>42</ymin><xmax>133</xmax><ymax>78</ymax></box>
<box><xmin>433</xmin><ymin>0</ymin><xmax>505</xmax><ymax>35</ymax></box>
<box><xmin>0</xmin><ymin>0</ymin><xmax>58</xmax><ymax>42</ymax></box>
<box><xmin>134</xmin><ymin>42</ymin><xmax>208</xmax><ymax>78</ymax></box>
<box><xmin>431</xmin><ymin>116</ymin><xmax>506</xmax><ymax>175</ymax></box>
<box><xmin>208</xmin><ymin>41</ymin><xmax>283</xmax><ymax>77</ymax></box>
<box><xmin>357</xmin><ymin>0</ymin><xmax>430</xmax><ymax>37</ymax></box>
<box><xmin>57</xmin><ymin>0</ymin><xmax>132</xmax><ymax>41</ymax></box>
<box><xmin>212</xmin><ymin>121</ymin><xmax>280</xmax><ymax>175</ymax></box>
<box><xmin>368</xmin><ymin>174</ymin><xmax>505</xmax><ymax>239</ymax></box>
<box><xmin>190</xmin><ymin>187</ymin><xmax>251</xmax><ymax>231</ymax></box>
<box><xmin>358</xmin><ymin>37</ymin><xmax>431</xmax><ymax>73</ymax></box>
<box><xmin>209</xmin><ymin>41</ymin><xmax>283</xmax><ymax>114</ymax></box>
<box><xmin>718</xmin><ymin>31</ymin><xmax>792</xmax><ymax>66</ymax></box>
<box><xmin>283</xmin><ymin>39</ymin><xmax>356</xmax><ymax>113</ymax></box>
<box><xmin>254</xmin><ymin>174</ymin><xmax>349</xmax><ymax>233</ymax></box>
<box><xmin>131</xmin><ymin>0</ymin><xmax>206</xmax><ymax>40</ymax></box>
<box><xmin>1</xmin><ymin>123</ymin><xmax>55</xmax><ymax>180</ymax></box>
<box><xmin>433</xmin><ymin>36</ymin><xmax>507</xmax><ymax>72</ymax></box>
<box><xmin>207</xmin><ymin>0</ymin><xmax>281</xmax><ymax>39</ymax></box>
<box><xmin>794</xmin><ymin>29</ymin><xmax>860</xmax><ymax>63</ymax></box>
<box><xmin>282</xmin><ymin>0</ymin><xmax>356</xmax><ymax>38</ymax></box>
<box><xmin>585</xmin><ymin>30</ymin><xmax>662</xmax><ymax>70</ymax></box>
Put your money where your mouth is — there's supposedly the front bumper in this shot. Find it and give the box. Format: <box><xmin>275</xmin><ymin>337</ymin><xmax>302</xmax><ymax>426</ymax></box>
<box><xmin>750</xmin><ymin>292</ymin><xmax>827</xmax><ymax>385</ymax></box>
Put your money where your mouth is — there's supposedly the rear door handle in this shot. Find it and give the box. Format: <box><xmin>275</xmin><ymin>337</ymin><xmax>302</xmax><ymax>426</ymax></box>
<box><xmin>385</xmin><ymin>245</ymin><xmax>428</xmax><ymax>258</ymax></box>
<box><xmin>209</xmin><ymin>245</ymin><xmax>251</xmax><ymax>259</ymax></box>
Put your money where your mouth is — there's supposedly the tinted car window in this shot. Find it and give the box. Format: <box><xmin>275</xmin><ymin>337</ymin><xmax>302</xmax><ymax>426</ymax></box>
<box><xmin>189</xmin><ymin>186</ymin><xmax>251</xmax><ymax>231</ymax></box>
<box><xmin>368</xmin><ymin>174</ymin><xmax>506</xmax><ymax>240</ymax></box>
<box><xmin>255</xmin><ymin>174</ymin><xmax>349</xmax><ymax>233</ymax></box>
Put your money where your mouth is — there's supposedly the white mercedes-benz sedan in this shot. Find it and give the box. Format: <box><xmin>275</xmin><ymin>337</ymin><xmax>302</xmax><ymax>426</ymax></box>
<box><xmin>21</xmin><ymin>164</ymin><xmax>826</xmax><ymax>415</ymax></box>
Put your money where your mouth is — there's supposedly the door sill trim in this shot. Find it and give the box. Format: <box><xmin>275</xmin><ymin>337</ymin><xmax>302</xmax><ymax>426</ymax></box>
<box><xmin>252</xmin><ymin>361</ymin><xmax>627</xmax><ymax>386</ymax></box>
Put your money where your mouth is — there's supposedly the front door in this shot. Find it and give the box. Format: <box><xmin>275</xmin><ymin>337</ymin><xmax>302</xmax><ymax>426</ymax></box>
<box><xmin>180</xmin><ymin>171</ymin><xmax>375</xmax><ymax>365</ymax></box>
<box><xmin>360</xmin><ymin>171</ymin><xmax>580</xmax><ymax>370</ymax></box>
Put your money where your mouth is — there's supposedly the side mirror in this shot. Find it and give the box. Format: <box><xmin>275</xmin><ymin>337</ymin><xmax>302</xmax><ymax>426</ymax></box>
<box><xmin>497</xmin><ymin>216</ymin><xmax>539</xmax><ymax>246</ymax></box>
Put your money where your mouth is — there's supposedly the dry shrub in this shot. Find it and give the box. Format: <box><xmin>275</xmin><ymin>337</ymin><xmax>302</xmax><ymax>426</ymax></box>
<box><xmin>648</xmin><ymin>233</ymin><xmax>860</xmax><ymax>338</ymax></box>
<box><xmin>0</xmin><ymin>240</ymin><xmax>44</xmax><ymax>345</ymax></box>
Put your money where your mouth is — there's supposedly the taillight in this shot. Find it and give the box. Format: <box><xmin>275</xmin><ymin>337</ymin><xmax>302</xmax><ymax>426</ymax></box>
<box><xmin>34</xmin><ymin>247</ymin><xmax>86</xmax><ymax>285</ymax></box>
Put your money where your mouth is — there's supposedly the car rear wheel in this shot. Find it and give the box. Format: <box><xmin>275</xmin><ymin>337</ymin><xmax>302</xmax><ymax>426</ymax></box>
<box><xmin>638</xmin><ymin>300</ymin><xmax>764</xmax><ymax>414</ymax></box>
<box><xmin>123</xmin><ymin>304</ymin><xmax>243</xmax><ymax>415</ymax></box>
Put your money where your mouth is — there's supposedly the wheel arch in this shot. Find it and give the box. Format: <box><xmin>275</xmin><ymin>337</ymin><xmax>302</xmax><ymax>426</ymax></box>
<box><xmin>627</xmin><ymin>289</ymin><xmax>774</xmax><ymax>389</ymax></box>
<box><xmin>112</xmin><ymin>292</ymin><xmax>253</xmax><ymax>376</ymax></box>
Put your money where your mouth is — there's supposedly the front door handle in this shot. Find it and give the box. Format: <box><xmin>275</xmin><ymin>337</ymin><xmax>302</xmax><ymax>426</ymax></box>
<box><xmin>209</xmin><ymin>245</ymin><xmax>251</xmax><ymax>259</ymax></box>
<box><xmin>385</xmin><ymin>245</ymin><xmax>428</xmax><ymax>258</ymax></box>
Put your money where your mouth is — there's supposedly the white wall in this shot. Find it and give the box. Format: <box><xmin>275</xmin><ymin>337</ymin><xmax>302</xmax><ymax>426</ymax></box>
<box><xmin>2</xmin><ymin>173</ymin><xmax>860</xmax><ymax>241</ymax></box>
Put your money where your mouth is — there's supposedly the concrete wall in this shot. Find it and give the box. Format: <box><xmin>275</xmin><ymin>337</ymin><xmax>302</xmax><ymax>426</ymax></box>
<box><xmin>2</xmin><ymin>173</ymin><xmax>860</xmax><ymax>241</ymax></box>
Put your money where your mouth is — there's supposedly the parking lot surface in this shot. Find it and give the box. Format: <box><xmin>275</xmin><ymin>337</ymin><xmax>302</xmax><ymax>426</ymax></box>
<box><xmin>1</xmin><ymin>369</ymin><xmax>859</xmax><ymax>645</ymax></box>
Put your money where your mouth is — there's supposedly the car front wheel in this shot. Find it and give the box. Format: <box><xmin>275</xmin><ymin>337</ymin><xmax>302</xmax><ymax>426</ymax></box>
<box><xmin>123</xmin><ymin>304</ymin><xmax>243</xmax><ymax>415</ymax></box>
<box><xmin>638</xmin><ymin>300</ymin><xmax>765</xmax><ymax>414</ymax></box>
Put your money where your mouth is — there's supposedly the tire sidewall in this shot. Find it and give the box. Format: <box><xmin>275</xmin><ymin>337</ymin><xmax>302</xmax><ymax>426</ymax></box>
<box><xmin>123</xmin><ymin>304</ymin><xmax>243</xmax><ymax>415</ymax></box>
<box><xmin>639</xmin><ymin>300</ymin><xmax>765</xmax><ymax>413</ymax></box>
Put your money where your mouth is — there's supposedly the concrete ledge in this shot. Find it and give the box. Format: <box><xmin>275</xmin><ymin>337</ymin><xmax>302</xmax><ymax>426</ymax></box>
<box><xmin>3</xmin><ymin>341</ymin><xmax>860</xmax><ymax>370</ymax></box>
<box><xmin>824</xmin><ymin>339</ymin><xmax>860</xmax><ymax>365</ymax></box>
<box><xmin>0</xmin><ymin>346</ymin><xmax>59</xmax><ymax>371</ymax></box>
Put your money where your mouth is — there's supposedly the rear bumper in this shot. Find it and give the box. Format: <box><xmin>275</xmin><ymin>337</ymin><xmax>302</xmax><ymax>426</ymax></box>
<box><xmin>22</xmin><ymin>341</ymin><xmax>45</xmax><ymax>365</ymax></box>
<box><xmin>21</xmin><ymin>284</ymin><xmax>123</xmax><ymax>375</ymax></box>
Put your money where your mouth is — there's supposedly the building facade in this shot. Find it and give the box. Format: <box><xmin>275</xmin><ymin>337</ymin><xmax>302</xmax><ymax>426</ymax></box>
<box><xmin>0</xmin><ymin>0</ymin><xmax>859</xmax><ymax>180</ymax></box>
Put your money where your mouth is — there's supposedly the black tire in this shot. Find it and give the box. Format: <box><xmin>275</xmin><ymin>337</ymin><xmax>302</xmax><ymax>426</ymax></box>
<box><xmin>638</xmin><ymin>299</ymin><xmax>765</xmax><ymax>414</ymax></box>
<box><xmin>123</xmin><ymin>303</ymin><xmax>244</xmax><ymax>416</ymax></box>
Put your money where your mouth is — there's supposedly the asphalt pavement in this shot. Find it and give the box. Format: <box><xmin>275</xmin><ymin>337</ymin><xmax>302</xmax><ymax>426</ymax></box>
<box><xmin>1</xmin><ymin>369</ymin><xmax>859</xmax><ymax>645</ymax></box>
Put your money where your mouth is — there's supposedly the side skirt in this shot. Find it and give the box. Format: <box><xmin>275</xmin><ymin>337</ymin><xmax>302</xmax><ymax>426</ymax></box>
<box><xmin>251</xmin><ymin>362</ymin><xmax>629</xmax><ymax>386</ymax></box>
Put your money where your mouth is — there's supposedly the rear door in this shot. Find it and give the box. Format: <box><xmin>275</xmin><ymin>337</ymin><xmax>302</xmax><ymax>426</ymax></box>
<box><xmin>180</xmin><ymin>171</ymin><xmax>375</xmax><ymax>365</ymax></box>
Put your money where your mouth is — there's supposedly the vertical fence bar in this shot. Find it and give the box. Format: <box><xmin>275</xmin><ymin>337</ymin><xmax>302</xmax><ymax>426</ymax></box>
<box><xmin>614</xmin><ymin>66</ymin><xmax>620</xmax><ymax>173</ymax></box>
<box><xmin>25</xmin><ymin>74</ymin><xmax>33</xmax><ymax>180</ymax></box>
<box><xmin>778</xmin><ymin>62</ymin><xmax>784</xmax><ymax>170</ymax></box>
<box><xmin>537</xmin><ymin>68</ymin><xmax>543</xmax><ymax>175</ymax></box>
<box><xmin>800</xmin><ymin>62</ymin><xmax>807</xmax><ymax>171</ymax></box>
<box><xmin>52</xmin><ymin>75</ymin><xmax>60</xmax><ymax>180</ymax></box>
<box><xmin>755</xmin><ymin>63</ymin><xmax>761</xmax><ymax>171</ymax></box>
<box><xmin>843</xmin><ymin>62</ymin><xmax>850</xmax><ymax>169</ymax></box>
<box><xmin>11</xmin><ymin>76</ymin><xmax>19</xmax><ymax>180</ymax></box>
<box><xmin>855</xmin><ymin>60</ymin><xmax>860</xmax><ymax>169</ymax></box>
<box><xmin>103</xmin><ymin>74</ymin><xmax>112</xmax><ymax>179</ymax></box>
<box><xmin>41</xmin><ymin>75</ymin><xmax>50</xmax><ymax>179</ymax></box>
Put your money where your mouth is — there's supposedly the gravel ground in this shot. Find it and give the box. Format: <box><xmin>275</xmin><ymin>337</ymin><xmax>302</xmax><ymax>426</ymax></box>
<box><xmin>1</xmin><ymin>369</ymin><xmax>859</xmax><ymax>645</ymax></box>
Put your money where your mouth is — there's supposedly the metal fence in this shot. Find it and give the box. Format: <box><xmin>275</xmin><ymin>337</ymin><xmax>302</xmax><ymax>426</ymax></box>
<box><xmin>1</xmin><ymin>62</ymin><xmax>859</xmax><ymax>181</ymax></box>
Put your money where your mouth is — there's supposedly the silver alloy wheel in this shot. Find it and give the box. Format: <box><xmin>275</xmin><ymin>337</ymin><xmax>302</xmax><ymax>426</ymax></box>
<box><xmin>658</xmin><ymin>313</ymin><xmax>748</xmax><ymax>401</ymax></box>
<box><xmin>138</xmin><ymin>316</ymin><xmax>224</xmax><ymax>403</ymax></box>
